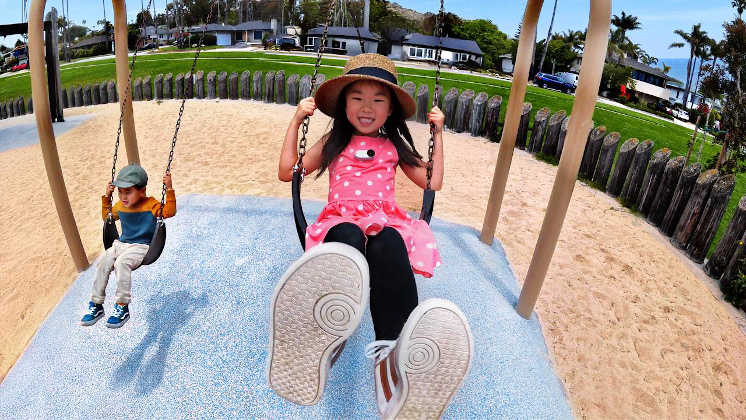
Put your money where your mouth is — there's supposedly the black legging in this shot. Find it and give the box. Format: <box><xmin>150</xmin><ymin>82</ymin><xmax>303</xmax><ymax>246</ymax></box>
<box><xmin>324</xmin><ymin>223</ymin><xmax>418</xmax><ymax>340</ymax></box>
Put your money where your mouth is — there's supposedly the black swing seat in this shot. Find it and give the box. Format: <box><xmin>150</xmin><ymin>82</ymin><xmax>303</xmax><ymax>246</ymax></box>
<box><xmin>102</xmin><ymin>218</ymin><xmax>166</xmax><ymax>268</ymax></box>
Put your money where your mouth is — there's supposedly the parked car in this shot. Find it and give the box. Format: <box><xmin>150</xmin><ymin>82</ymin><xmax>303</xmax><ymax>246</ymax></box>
<box><xmin>653</xmin><ymin>101</ymin><xmax>674</xmax><ymax>115</ymax></box>
<box><xmin>138</xmin><ymin>43</ymin><xmax>158</xmax><ymax>50</ymax></box>
<box><xmin>675</xmin><ymin>108</ymin><xmax>690</xmax><ymax>121</ymax></box>
<box><xmin>555</xmin><ymin>71</ymin><xmax>579</xmax><ymax>87</ymax></box>
<box><xmin>279</xmin><ymin>42</ymin><xmax>301</xmax><ymax>51</ymax></box>
<box><xmin>534</xmin><ymin>73</ymin><xmax>576</xmax><ymax>94</ymax></box>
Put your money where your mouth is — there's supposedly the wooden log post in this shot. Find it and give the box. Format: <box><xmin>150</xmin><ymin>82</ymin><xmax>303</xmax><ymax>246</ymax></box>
<box><xmin>469</xmin><ymin>92</ymin><xmax>489</xmax><ymax>137</ymax></box>
<box><xmin>542</xmin><ymin>110</ymin><xmax>566</xmax><ymax>156</ymax></box>
<box><xmin>443</xmin><ymin>87</ymin><xmax>459</xmax><ymax>130</ymax></box>
<box><xmin>454</xmin><ymin>89</ymin><xmax>475</xmax><ymax>133</ymax></box>
<box><xmin>132</xmin><ymin>78</ymin><xmax>142</xmax><ymax>101</ymax></box>
<box><xmin>264</xmin><ymin>71</ymin><xmax>275</xmax><ymax>103</ymax></box>
<box><xmin>253</xmin><ymin>71</ymin><xmax>263</xmax><ymax>100</ymax></box>
<box><xmin>647</xmin><ymin>156</ymin><xmax>685</xmax><ymax>227</ymax></box>
<box><xmin>7</xmin><ymin>100</ymin><xmax>14</xmax><ymax>117</ymax></box>
<box><xmin>620</xmin><ymin>139</ymin><xmax>654</xmax><ymax>204</ymax></box>
<box><xmin>218</xmin><ymin>71</ymin><xmax>228</xmax><ymax>100</ymax></box>
<box><xmin>175</xmin><ymin>73</ymin><xmax>185</xmax><ymax>99</ymax></box>
<box><xmin>314</xmin><ymin>74</ymin><xmax>326</xmax><ymax>90</ymax></box>
<box><xmin>99</xmin><ymin>81</ymin><xmax>108</xmax><ymax>104</ymax></box>
<box><xmin>206</xmin><ymin>71</ymin><xmax>216</xmax><ymax>100</ymax></box>
<box><xmin>416</xmin><ymin>84</ymin><xmax>429</xmax><ymax>124</ymax></box>
<box><xmin>74</xmin><ymin>85</ymin><xmax>83</xmax><ymax>107</ymax></box>
<box><xmin>142</xmin><ymin>75</ymin><xmax>152</xmax><ymax>101</ymax></box>
<box><xmin>0</xmin><ymin>103</ymin><xmax>5</xmax><ymax>119</ymax></box>
<box><xmin>606</xmin><ymin>138</ymin><xmax>639</xmax><ymax>197</ymax></box>
<box><xmin>591</xmin><ymin>132</ymin><xmax>621</xmax><ymax>187</ymax></box>
<box><xmin>184</xmin><ymin>71</ymin><xmax>194</xmax><ymax>98</ymax></box>
<box><xmin>82</xmin><ymin>84</ymin><xmax>92</xmax><ymax>105</ymax></box>
<box><xmin>527</xmin><ymin>106</ymin><xmax>550</xmax><ymax>154</ymax></box>
<box><xmin>66</xmin><ymin>87</ymin><xmax>74</xmax><ymax>109</ymax></box>
<box><xmin>515</xmin><ymin>102</ymin><xmax>532</xmax><ymax>150</ymax></box>
<box><xmin>671</xmin><ymin>169</ymin><xmax>719</xmax><ymax>249</ymax></box>
<box><xmin>275</xmin><ymin>70</ymin><xmax>285</xmax><ymax>104</ymax></box>
<box><xmin>107</xmin><ymin>80</ymin><xmax>117</xmax><ymax>103</ymax></box>
<box><xmin>402</xmin><ymin>81</ymin><xmax>416</xmax><ymax>120</ymax></box>
<box><xmin>61</xmin><ymin>88</ymin><xmax>69</xmax><ymax>109</ymax></box>
<box><xmin>580</xmin><ymin>125</ymin><xmax>607</xmax><ymax>178</ymax></box>
<box><xmin>164</xmin><ymin>73</ymin><xmax>174</xmax><ymax>100</ymax></box>
<box><xmin>240</xmin><ymin>71</ymin><xmax>251</xmax><ymax>100</ymax></box>
<box><xmin>91</xmin><ymin>84</ymin><xmax>100</xmax><ymax>105</ymax></box>
<box><xmin>485</xmin><ymin>95</ymin><xmax>502</xmax><ymax>140</ymax></box>
<box><xmin>434</xmin><ymin>85</ymin><xmax>444</xmax><ymax>109</ymax></box>
<box><xmin>636</xmin><ymin>148</ymin><xmax>672</xmax><ymax>215</ymax></box>
<box><xmin>660</xmin><ymin>163</ymin><xmax>702</xmax><ymax>236</ymax></box>
<box><xmin>287</xmin><ymin>74</ymin><xmax>300</xmax><ymax>105</ymax></box>
<box><xmin>704</xmin><ymin>196</ymin><xmax>746</xmax><ymax>278</ymax></box>
<box><xmin>229</xmin><ymin>72</ymin><xmax>239</xmax><ymax>100</ymax></box>
<box><xmin>154</xmin><ymin>74</ymin><xmax>163</xmax><ymax>100</ymax></box>
<box><xmin>27</xmin><ymin>97</ymin><xmax>33</xmax><ymax>113</ymax></box>
<box><xmin>195</xmin><ymin>71</ymin><xmax>205</xmax><ymax>99</ymax></box>
<box><xmin>17</xmin><ymin>98</ymin><xmax>26</xmax><ymax>115</ymax></box>
<box><xmin>299</xmin><ymin>74</ymin><xmax>311</xmax><ymax>99</ymax></box>
<box><xmin>687</xmin><ymin>175</ymin><xmax>737</xmax><ymax>263</ymax></box>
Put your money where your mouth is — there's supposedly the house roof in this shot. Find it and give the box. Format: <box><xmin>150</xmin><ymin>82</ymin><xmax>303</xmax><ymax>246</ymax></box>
<box><xmin>234</xmin><ymin>20</ymin><xmax>273</xmax><ymax>31</ymax></box>
<box><xmin>189</xmin><ymin>23</ymin><xmax>236</xmax><ymax>33</ymax></box>
<box><xmin>606</xmin><ymin>54</ymin><xmax>680</xmax><ymax>83</ymax></box>
<box><xmin>403</xmin><ymin>33</ymin><xmax>483</xmax><ymax>56</ymax></box>
<box><xmin>307</xmin><ymin>26</ymin><xmax>380</xmax><ymax>42</ymax></box>
<box><xmin>71</xmin><ymin>35</ymin><xmax>109</xmax><ymax>49</ymax></box>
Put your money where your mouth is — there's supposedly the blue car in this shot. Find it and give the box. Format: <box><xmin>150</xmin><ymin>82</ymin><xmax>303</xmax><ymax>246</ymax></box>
<box><xmin>534</xmin><ymin>72</ymin><xmax>576</xmax><ymax>94</ymax></box>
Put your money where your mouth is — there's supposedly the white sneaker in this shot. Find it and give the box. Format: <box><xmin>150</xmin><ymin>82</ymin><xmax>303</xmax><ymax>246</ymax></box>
<box><xmin>267</xmin><ymin>242</ymin><xmax>370</xmax><ymax>405</ymax></box>
<box><xmin>366</xmin><ymin>299</ymin><xmax>474</xmax><ymax>419</ymax></box>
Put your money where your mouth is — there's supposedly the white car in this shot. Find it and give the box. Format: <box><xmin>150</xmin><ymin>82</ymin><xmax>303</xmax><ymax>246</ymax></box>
<box><xmin>675</xmin><ymin>109</ymin><xmax>690</xmax><ymax>121</ymax></box>
<box><xmin>555</xmin><ymin>72</ymin><xmax>579</xmax><ymax>87</ymax></box>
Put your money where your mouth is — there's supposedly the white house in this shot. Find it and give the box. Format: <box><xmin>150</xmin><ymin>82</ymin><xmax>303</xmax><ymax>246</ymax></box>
<box><xmin>234</xmin><ymin>20</ymin><xmax>277</xmax><ymax>46</ymax></box>
<box><xmin>189</xmin><ymin>23</ymin><xmax>236</xmax><ymax>46</ymax></box>
<box><xmin>401</xmin><ymin>33</ymin><xmax>483</xmax><ymax>66</ymax></box>
<box><xmin>306</xmin><ymin>26</ymin><xmax>380</xmax><ymax>56</ymax></box>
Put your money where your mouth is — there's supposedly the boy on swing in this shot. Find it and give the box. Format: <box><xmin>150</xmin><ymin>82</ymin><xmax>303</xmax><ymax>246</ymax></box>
<box><xmin>80</xmin><ymin>162</ymin><xmax>176</xmax><ymax>328</ymax></box>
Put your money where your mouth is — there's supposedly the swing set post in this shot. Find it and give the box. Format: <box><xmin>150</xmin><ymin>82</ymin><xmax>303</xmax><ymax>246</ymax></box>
<box><xmin>515</xmin><ymin>0</ymin><xmax>611</xmax><ymax>319</ymax></box>
<box><xmin>28</xmin><ymin>0</ymin><xmax>88</xmax><ymax>271</ymax></box>
<box><xmin>113</xmin><ymin>0</ymin><xmax>140</xmax><ymax>164</ymax></box>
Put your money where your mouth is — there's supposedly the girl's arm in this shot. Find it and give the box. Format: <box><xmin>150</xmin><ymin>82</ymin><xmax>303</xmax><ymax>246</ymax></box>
<box><xmin>278</xmin><ymin>98</ymin><xmax>326</xmax><ymax>182</ymax></box>
<box><xmin>400</xmin><ymin>106</ymin><xmax>444</xmax><ymax>191</ymax></box>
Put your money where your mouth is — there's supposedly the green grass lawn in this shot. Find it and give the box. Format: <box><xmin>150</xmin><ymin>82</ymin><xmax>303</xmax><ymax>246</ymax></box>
<box><xmin>0</xmin><ymin>50</ymin><xmax>736</xmax><ymax>256</ymax></box>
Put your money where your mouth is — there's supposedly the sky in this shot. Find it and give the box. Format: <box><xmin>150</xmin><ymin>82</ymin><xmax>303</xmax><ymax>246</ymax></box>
<box><xmin>0</xmin><ymin>0</ymin><xmax>739</xmax><ymax>60</ymax></box>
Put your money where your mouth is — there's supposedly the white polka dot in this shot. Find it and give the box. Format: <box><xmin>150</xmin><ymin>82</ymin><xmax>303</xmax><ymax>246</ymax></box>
<box><xmin>382</xmin><ymin>217</ymin><xmax>388</xmax><ymax>223</ymax></box>
<box><xmin>355</xmin><ymin>172</ymin><xmax>361</xmax><ymax>176</ymax></box>
<box><xmin>329</xmin><ymin>187</ymin><xmax>332</xmax><ymax>192</ymax></box>
<box><xmin>434</xmin><ymin>244</ymin><xmax>437</xmax><ymax>249</ymax></box>
<box><xmin>388</xmin><ymin>151</ymin><xmax>393</xmax><ymax>155</ymax></box>
<box><xmin>378</xmin><ymin>192</ymin><xmax>383</xmax><ymax>197</ymax></box>
<box><xmin>411</xmin><ymin>246</ymin><xmax>416</xmax><ymax>252</ymax></box>
<box><xmin>355</xmin><ymin>190</ymin><xmax>361</xmax><ymax>195</ymax></box>
<box><xmin>416</xmin><ymin>261</ymin><xmax>423</xmax><ymax>267</ymax></box>
<box><xmin>344</xmin><ymin>181</ymin><xmax>349</xmax><ymax>187</ymax></box>
<box><xmin>334</xmin><ymin>194</ymin><xmax>339</xmax><ymax>199</ymax></box>
<box><xmin>386</xmin><ymin>185</ymin><xmax>390</xmax><ymax>190</ymax></box>
<box><xmin>349</xmin><ymin>148</ymin><xmax>354</xmax><ymax>153</ymax></box>
<box><xmin>358</xmin><ymin>204</ymin><xmax>364</xmax><ymax>210</ymax></box>
<box><xmin>315</xmin><ymin>229</ymin><xmax>322</xmax><ymax>234</ymax></box>
<box><xmin>367</xmin><ymin>181</ymin><xmax>373</xmax><ymax>186</ymax></box>
<box><xmin>377</xmin><ymin>174</ymin><xmax>382</xmax><ymax>178</ymax></box>
<box><xmin>379</xmin><ymin>159</ymin><xmax>383</xmax><ymax>163</ymax></box>
<box><xmin>406</xmin><ymin>213</ymin><xmax>411</xmax><ymax>218</ymax></box>
<box><xmin>316</xmin><ymin>223</ymin><xmax>321</xmax><ymax>226</ymax></box>
<box><xmin>426</xmin><ymin>243</ymin><xmax>433</xmax><ymax>249</ymax></box>
<box><xmin>360</xmin><ymin>141</ymin><xmax>366</xmax><ymax>145</ymax></box>
<box><xmin>410</xmin><ymin>239</ymin><xmax>414</xmax><ymax>245</ymax></box>
<box><xmin>341</xmin><ymin>207</ymin><xmax>347</xmax><ymax>212</ymax></box>
<box><xmin>346</xmin><ymin>165</ymin><xmax>352</xmax><ymax>170</ymax></box>
<box><xmin>436</xmin><ymin>261</ymin><xmax>441</xmax><ymax>267</ymax></box>
<box><xmin>339</xmin><ymin>157</ymin><xmax>344</xmax><ymax>162</ymax></box>
<box><xmin>336</xmin><ymin>175</ymin><xmax>340</xmax><ymax>180</ymax></box>
<box><xmin>387</xmin><ymin>167</ymin><xmax>391</xmax><ymax>172</ymax></box>
<box><xmin>305</xmin><ymin>232</ymin><xmax>309</xmax><ymax>238</ymax></box>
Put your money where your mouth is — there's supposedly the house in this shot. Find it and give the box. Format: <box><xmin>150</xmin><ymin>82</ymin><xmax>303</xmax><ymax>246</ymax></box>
<box><xmin>234</xmin><ymin>19</ymin><xmax>277</xmax><ymax>46</ymax></box>
<box><xmin>380</xmin><ymin>27</ymin><xmax>409</xmax><ymax>59</ymax></box>
<box><xmin>71</xmin><ymin>35</ymin><xmax>111</xmax><ymax>51</ymax></box>
<box><xmin>188</xmin><ymin>23</ymin><xmax>236</xmax><ymax>46</ymax></box>
<box><xmin>306</xmin><ymin>26</ymin><xmax>380</xmax><ymax>56</ymax></box>
<box><xmin>401</xmin><ymin>33</ymin><xmax>483</xmax><ymax>66</ymax></box>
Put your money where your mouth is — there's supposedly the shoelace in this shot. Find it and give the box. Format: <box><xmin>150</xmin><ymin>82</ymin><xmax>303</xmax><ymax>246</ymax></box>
<box><xmin>88</xmin><ymin>305</ymin><xmax>100</xmax><ymax>316</ymax></box>
<box><xmin>113</xmin><ymin>305</ymin><xmax>126</xmax><ymax>318</ymax></box>
<box><xmin>364</xmin><ymin>340</ymin><xmax>397</xmax><ymax>364</ymax></box>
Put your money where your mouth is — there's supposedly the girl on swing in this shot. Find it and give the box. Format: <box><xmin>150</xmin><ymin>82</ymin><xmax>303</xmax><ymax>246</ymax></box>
<box><xmin>272</xmin><ymin>53</ymin><xmax>473</xmax><ymax>418</ymax></box>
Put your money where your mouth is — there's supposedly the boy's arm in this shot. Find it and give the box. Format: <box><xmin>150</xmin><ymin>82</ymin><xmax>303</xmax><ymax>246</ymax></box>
<box><xmin>101</xmin><ymin>196</ymin><xmax>119</xmax><ymax>221</ymax></box>
<box><xmin>151</xmin><ymin>189</ymin><xmax>177</xmax><ymax>218</ymax></box>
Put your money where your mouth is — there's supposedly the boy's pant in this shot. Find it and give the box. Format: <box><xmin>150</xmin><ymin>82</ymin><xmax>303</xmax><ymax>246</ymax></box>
<box><xmin>91</xmin><ymin>240</ymin><xmax>149</xmax><ymax>305</ymax></box>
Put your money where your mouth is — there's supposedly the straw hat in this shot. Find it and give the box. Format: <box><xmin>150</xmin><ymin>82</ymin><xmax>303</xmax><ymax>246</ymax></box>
<box><xmin>313</xmin><ymin>53</ymin><xmax>416</xmax><ymax>119</ymax></box>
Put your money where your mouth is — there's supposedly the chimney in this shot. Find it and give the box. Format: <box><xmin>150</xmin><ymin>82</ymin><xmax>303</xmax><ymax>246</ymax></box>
<box><xmin>271</xmin><ymin>18</ymin><xmax>277</xmax><ymax>36</ymax></box>
<box><xmin>364</xmin><ymin>0</ymin><xmax>370</xmax><ymax>29</ymax></box>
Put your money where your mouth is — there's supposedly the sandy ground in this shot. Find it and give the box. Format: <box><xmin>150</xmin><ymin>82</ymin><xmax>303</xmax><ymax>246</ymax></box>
<box><xmin>1</xmin><ymin>101</ymin><xmax>745</xmax><ymax>419</ymax></box>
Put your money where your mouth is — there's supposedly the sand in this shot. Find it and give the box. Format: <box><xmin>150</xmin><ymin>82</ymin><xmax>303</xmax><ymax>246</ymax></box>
<box><xmin>1</xmin><ymin>100</ymin><xmax>745</xmax><ymax>419</ymax></box>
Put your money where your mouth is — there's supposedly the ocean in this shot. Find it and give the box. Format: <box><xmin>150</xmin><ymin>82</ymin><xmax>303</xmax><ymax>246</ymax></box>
<box><xmin>658</xmin><ymin>57</ymin><xmax>716</xmax><ymax>92</ymax></box>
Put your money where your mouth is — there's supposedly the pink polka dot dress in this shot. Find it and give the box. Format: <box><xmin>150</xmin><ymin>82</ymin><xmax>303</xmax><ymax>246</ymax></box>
<box><xmin>305</xmin><ymin>135</ymin><xmax>442</xmax><ymax>278</ymax></box>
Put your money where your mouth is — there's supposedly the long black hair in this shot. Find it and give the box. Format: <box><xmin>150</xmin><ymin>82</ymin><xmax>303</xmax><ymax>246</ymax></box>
<box><xmin>315</xmin><ymin>81</ymin><xmax>423</xmax><ymax>178</ymax></box>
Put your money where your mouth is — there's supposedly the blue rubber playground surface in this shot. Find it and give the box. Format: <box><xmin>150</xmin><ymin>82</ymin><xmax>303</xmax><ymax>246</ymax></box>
<box><xmin>0</xmin><ymin>114</ymin><xmax>92</xmax><ymax>153</ymax></box>
<box><xmin>0</xmin><ymin>195</ymin><xmax>572</xmax><ymax>419</ymax></box>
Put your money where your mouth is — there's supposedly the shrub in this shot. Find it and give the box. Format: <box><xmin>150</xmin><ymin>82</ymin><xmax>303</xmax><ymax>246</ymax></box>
<box><xmin>722</xmin><ymin>270</ymin><xmax>746</xmax><ymax>311</ymax></box>
<box><xmin>188</xmin><ymin>33</ymin><xmax>217</xmax><ymax>46</ymax></box>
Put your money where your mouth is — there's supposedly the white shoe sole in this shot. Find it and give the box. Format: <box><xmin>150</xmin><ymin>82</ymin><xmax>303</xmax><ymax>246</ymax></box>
<box><xmin>267</xmin><ymin>242</ymin><xmax>370</xmax><ymax>406</ymax></box>
<box><xmin>386</xmin><ymin>298</ymin><xmax>474</xmax><ymax>419</ymax></box>
<box><xmin>79</xmin><ymin>312</ymin><xmax>104</xmax><ymax>326</ymax></box>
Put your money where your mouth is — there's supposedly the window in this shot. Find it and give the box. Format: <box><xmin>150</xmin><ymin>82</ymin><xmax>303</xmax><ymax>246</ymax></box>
<box><xmin>332</xmin><ymin>39</ymin><xmax>341</xmax><ymax>48</ymax></box>
<box><xmin>306</xmin><ymin>37</ymin><xmax>317</xmax><ymax>47</ymax></box>
<box><xmin>253</xmin><ymin>30</ymin><xmax>263</xmax><ymax>41</ymax></box>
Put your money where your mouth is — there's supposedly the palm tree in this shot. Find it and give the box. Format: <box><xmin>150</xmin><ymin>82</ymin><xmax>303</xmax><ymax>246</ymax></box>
<box><xmin>562</xmin><ymin>29</ymin><xmax>585</xmax><ymax>52</ymax></box>
<box><xmin>611</xmin><ymin>11</ymin><xmax>641</xmax><ymax>42</ymax></box>
<box><xmin>537</xmin><ymin>0</ymin><xmax>559</xmax><ymax>74</ymax></box>
<box><xmin>733</xmin><ymin>0</ymin><xmax>746</xmax><ymax>18</ymax></box>
<box><xmin>661</xmin><ymin>61</ymin><xmax>672</xmax><ymax>74</ymax></box>
<box><xmin>670</xmin><ymin>23</ymin><xmax>708</xmax><ymax>109</ymax></box>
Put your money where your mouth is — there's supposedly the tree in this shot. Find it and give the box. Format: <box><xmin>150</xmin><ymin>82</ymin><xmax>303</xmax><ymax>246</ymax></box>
<box><xmin>611</xmin><ymin>11</ymin><xmax>641</xmax><ymax>42</ymax></box>
<box><xmin>453</xmin><ymin>19</ymin><xmax>511</xmax><ymax>69</ymax></box>
<box><xmin>422</xmin><ymin>12</ymin><xmax>463</xmax><ymax>38</ymax></box>
<box><xmin>661</xmin><ymin>61</ymin><xmax>672</xmax><ymax>74</ymax></box>
<box><xmin>136</xmin><ymin>10</ymin><xmax>154</xmax><ymax>27</ymax></box>
<box><xmin>67</xmin><ymin>24</ymin><xmax>88</xmax><ymax>40</ymax></box>
<box><xmin>0</xmin><ymin>45</ymin><xmax>7</xmax><ymax>52</ymax></box>
<box><xmin>559</xmin><ymin>29</ymin><xmax>584</xmax><ymax>52</ymax></box>
<box><xmin>733</xmin><ymin>0</ymin><xmax>746</xmax><ymax>18</ymax></box>
<box><xmin>669</xmin><ymin>23</ymin><xmax>708</xmax><ymax>109</ymax></box>
<box><xmin>600</xmin><ymin>62</ymin><xmax>634</xmax><ymax>96</ymax></box>
<box><xmin>536</xmin><ymin>0</ymin><xmax>558</xmax><ymax>76</ymax></box>
<box><xmin>533</xmin><ymin>38</ymin><xmax>577</xmax><ymax>73</ymax></box>
<box><xmin>719</xmin><ymin>19</ymin><xmax>746</xmax><ymax>173</ymax></box>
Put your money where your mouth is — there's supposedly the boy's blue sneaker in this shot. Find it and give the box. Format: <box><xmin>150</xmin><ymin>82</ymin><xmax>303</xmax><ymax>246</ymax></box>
<box><xmin>80</xmin><ymin>301</ymin><xmax>105</xmax><ymax>326</ymax></box>
<box><xmin>105</xmin><ymin>303</ymin><xmax>130</xmax><ymax>329</ymax></box>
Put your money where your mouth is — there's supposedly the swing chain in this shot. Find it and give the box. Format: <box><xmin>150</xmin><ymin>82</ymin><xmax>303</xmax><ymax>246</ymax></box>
<box><xmin>109</xmin><ymin>0</ymin><xmax>154</xmax><ymax>216</ymax></box>
<box><xmin>158</xmin><ymin>0</ymin><xmax>218</xmax><ymax>219</ymax></box>
<box><xmin>298</xmin><ymin>0</ymin><xmax>337</xmax><ymax>170</ymax></box>
<box><xmin>426</xmin><ymin>0</ymin><xmax>445</xmax><ymax>190</ymax></box>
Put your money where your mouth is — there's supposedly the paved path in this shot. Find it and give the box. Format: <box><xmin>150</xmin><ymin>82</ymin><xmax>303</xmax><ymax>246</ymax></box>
<box><xmin>0</xmin><ymin>195</ymin><xmax>572</xmax><ymax>419</ymax></box>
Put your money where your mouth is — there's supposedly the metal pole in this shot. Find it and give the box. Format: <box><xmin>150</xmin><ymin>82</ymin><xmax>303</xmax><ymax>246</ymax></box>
<box><xmin>28</xmin><ymin>0</ymin><xmax>88</xmax><ymax>272</ymax></box>
<box><xmin>515</xmin><ymin>0</ymin><xmax>611</xmax><ymax>319</ymax></box>
<box><xmin>113</xmin><ymin>0</ymin><xmax>140</xmax><ymax>163</ymax></box>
